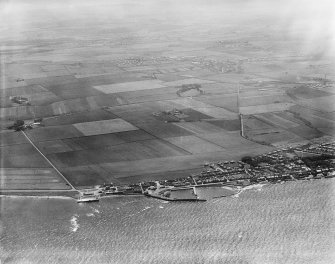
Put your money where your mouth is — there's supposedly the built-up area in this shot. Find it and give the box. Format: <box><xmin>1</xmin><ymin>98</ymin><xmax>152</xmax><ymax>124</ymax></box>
<box><xmin>83</xmin><ymin>140</ymin><xmax>335</xmax><ymax>202</ymax></box>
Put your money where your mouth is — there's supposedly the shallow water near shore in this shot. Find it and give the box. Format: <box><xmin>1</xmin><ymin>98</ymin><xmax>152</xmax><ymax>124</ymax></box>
<box><xmin>1</xmin><ymin>179</ymin><xmax>334</xmax><ymax>264</ymax></box>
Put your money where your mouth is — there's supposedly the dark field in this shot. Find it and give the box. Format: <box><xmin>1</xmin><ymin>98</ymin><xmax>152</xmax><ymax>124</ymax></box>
<box><xmin>0</xmin><ymin>168</ymin><xmax>71</xmax><ymax>190</ymax></box>
<box><xmin>207</xmin><ymin>119</ymin><xmax>241</xmax><ymax>131</ymax></box>
<box><xmin>25</xmin><ymin>125</ymin><xmax>84</xmax><ymax>142</ymax></box>
<box><xmin>0</xmin><ymin>131</ymin><xmax>28</xmax><ymax>146</ymax></box>
<box><xmin>47</xmin><ymin>139</ymin><xmax>190</xmax><ymax>168</ymax></box>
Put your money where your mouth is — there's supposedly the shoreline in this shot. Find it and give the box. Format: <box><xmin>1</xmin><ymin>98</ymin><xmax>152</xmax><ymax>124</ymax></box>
<box><xmin>0</xmin><ymin>194</ymin><xmax>75</xmax><ymax>200</ymax></box>
<box><xmin>0</xmin><ymin>178</ymin><xmax>332</xmax><ymax>202</ymax></box>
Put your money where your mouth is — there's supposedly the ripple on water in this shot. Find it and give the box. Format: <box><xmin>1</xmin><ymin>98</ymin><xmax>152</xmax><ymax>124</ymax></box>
<box><xmin>1</xmin><ymin>179</ymin><xmax>335</xmax><ymax>263</ymax></box>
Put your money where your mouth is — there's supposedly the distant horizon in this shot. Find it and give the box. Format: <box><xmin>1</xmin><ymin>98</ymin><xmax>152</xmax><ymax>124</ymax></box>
<box><xmin>1</xmin><ymin>0</ymin><xmax>334</xmax><ymax>58</ymax></box>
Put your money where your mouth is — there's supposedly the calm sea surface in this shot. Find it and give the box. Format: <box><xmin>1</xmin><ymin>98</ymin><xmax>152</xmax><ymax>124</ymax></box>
<box><xmin>1</xmin><ymin>179</ymin><xmax>334</xmax><ymax>264</ymax></box>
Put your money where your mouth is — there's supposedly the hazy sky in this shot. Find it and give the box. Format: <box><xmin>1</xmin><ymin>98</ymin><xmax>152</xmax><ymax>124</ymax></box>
<box><xmin>1</xmin><ymin>0</ymin><xmax>334</xmax><ymax>57</ymax></box>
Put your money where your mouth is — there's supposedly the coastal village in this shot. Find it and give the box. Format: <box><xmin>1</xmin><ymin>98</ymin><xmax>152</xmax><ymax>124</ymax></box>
<box><xmin>78</xmin><ymin>140</ymin><xmax>335</xmax><ymax>202</ymax></box>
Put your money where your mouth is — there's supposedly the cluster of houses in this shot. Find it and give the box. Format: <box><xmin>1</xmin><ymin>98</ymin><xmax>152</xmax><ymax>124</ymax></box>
<box><xmin>143</xmin><ymin>141</ymin><xmax>335</xmax><ymax>189</ymax></box>
<box><xmin>152</xmin><ymin>109</ymin><xmax>188</xmax><ymax>123</ymax></box>
<box><xmin>297</xmin><ymin>142</ymin><xmax>335</xmax><ymax>155</ymax></box>
<box><xmin>191</xmin><ymin>58</ymin><xmax>238</xmax><ymax>73</ymax></box>
<box><xmin>79</xmin><ymin>141</ymin><xmax>335</xmax><ymax>202</ymax></box>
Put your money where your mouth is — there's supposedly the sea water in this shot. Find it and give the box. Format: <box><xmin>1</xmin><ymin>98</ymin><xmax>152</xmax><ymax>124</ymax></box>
<box><xmin>1</xmin><ymin>179</ymin><xmax>334</xmax><ymax>264</ymax></box>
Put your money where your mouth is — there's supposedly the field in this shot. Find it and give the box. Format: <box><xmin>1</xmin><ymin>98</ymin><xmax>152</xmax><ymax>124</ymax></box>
<box><xmin>1</xmin><ymin>2</ymin><xmax>334</xmax><ymax>189</ymax></box>
<box><xmin>0</xmin><ymin>168</ymin><xmax>70</xmax><ymax>190</ymax></box>
<box><xmin>165</xmin><ymin>135</ymin><xmax>224</xmax><ymax>154</ymax></box>
<box><xmin>0</xmin><ymin>139</ymin><xmax>72</xmax><ymax>190</ymax></box>
<box><xmin>94</xmin><ymin>80</ymin><xmax>166</xmax><ymax>94</ymax></box>
<box><xmin>73</xmin><ymin>118</ymin><xmax>138</xmax><ymax>136</ymax></box>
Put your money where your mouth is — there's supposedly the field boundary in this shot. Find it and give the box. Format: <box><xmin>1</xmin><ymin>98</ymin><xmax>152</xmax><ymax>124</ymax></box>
<box><xmin>21</xmin><ymin>130</ymin><xmax>76</xmax><ymax>190</ymax></box>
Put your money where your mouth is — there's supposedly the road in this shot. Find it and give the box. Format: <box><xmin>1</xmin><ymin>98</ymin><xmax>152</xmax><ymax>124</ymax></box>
<box><xmin>21</xmin><ymin>130</ymin><xmax>77</xmax><ymax>191</ymax></box>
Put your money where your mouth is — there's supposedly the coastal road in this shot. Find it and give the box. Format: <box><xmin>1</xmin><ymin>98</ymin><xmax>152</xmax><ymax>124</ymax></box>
<box><xmin>0</xmin><ymin>189</ymin><xmax>77</xmax><ymax>193</ymax></box>
<box><xmin>21</xmin><ymin>130</ymin><xmax>77</xmax><ymax>191</ymax></box>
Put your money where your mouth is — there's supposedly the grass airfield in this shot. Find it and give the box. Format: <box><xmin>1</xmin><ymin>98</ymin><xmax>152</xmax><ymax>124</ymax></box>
<box><xmin>0</xmin><ymin>1</ymin><xmax>334</xmax><ymax>189</ymax></box>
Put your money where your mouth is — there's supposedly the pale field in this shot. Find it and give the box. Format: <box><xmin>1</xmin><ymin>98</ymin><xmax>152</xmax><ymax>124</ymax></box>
<box><xmin>73</xmin><ymin>118</ymin><xmax>138</xmax><ymax>136</ymax></box>
<box><xmin>119</xmin><ymin>89</ymin><xmax>178</xmax><ymax>105</ymax></box>
<box><xmin>170</xmin><ymin>97</ymin><xmax>214</xmax><ymax>109</ymax></box>
<box><xmin>93</xmin><ymin>79</ymin><xmax>165</xmax><ymax>94</ymax></box>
